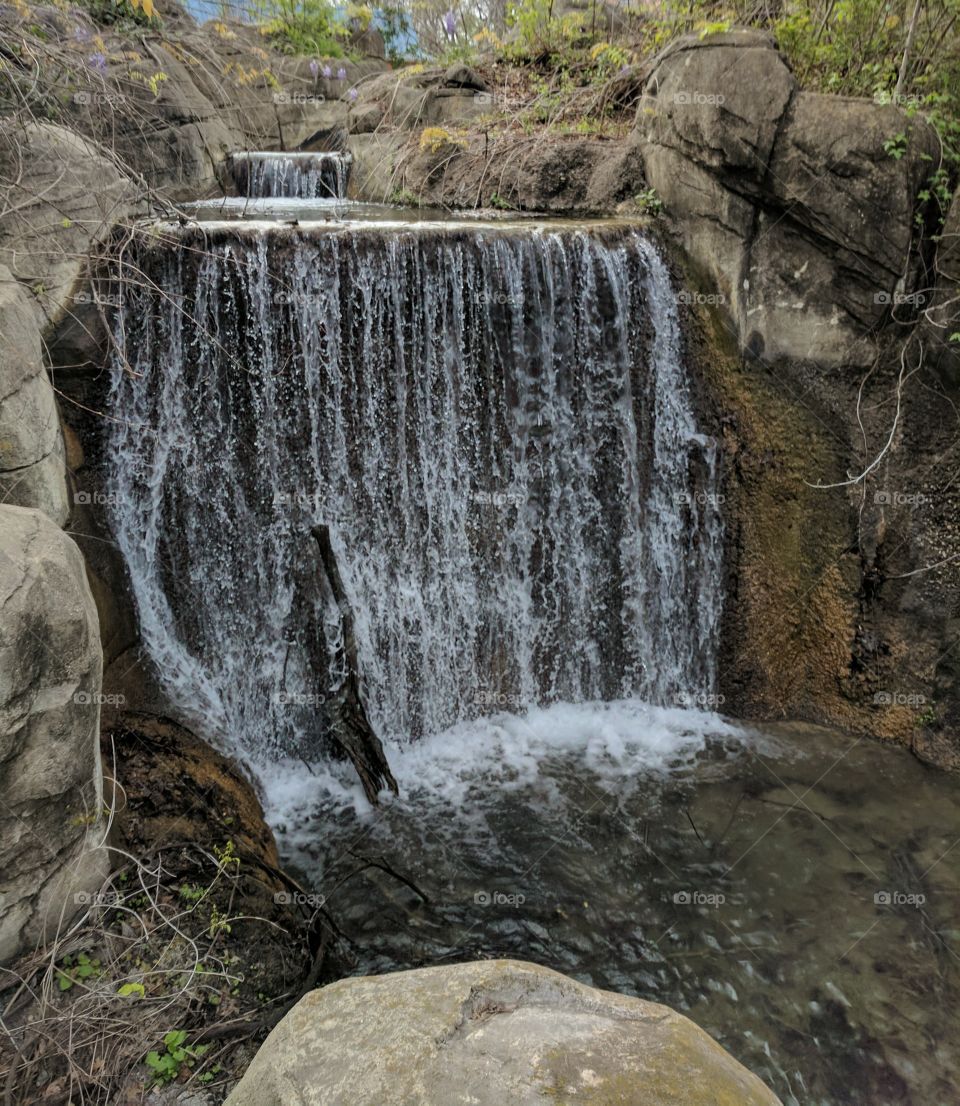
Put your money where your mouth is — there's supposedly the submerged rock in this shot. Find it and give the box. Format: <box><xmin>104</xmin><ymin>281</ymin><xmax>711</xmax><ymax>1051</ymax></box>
<box><xmin>224</xmin><ymin>959</ymin><xmax>782</xmax><ymax>1105</ymax></box>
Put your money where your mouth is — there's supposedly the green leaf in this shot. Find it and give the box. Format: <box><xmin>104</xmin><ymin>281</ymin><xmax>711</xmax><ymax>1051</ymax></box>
<box><xmin>117</xmin><ymin>982</ymin><xmax>145</xmax><ymax>999</ymax></box>
<box><xmin>164</xmin><ymin>1029</ymin><xmax>188</xmax><ymax>1050</ymax></box>
<box><xmin>56</xmin><ymin>972</ymin><xmax>74</xmax><ymax>991</ymax></box>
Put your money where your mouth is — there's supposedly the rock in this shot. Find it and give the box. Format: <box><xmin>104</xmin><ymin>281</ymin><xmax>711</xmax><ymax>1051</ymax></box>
<box><xmin>637</xmin><ymin>29</ymin><xmax>938</xmax><ymax>367</ymax></box>
<box><xmin>0</xmin><ymin>122</ymin><xmax>139</xmax><ymax>332</ymax></box>
<box><xmin>347</xmin><ymin>101</ymin><xmax>385</xmax><ymax>135</ymax></box>
<box><xmin>0</xmin><ymin>267</ymin><xmax>69</xmax><ymax>525</ymax></box>
<box><xmin>444</xmin><ymin>63</ymin><xmax>489</xmax><ymax>92</ymax></box>
<box><xmin>0</xmin><ymin>505</ymin><xmax>108</xmax><ymax>965</ymax></box>
<box><xmin>101</xmin><ymin>713</ymin><xmax>305</xmax><ymax>1000</ymax></box>
<box><xmin>224</xmin><ymin>959</ymin><xmax>782</xmax><ymax>1105</ymax></box>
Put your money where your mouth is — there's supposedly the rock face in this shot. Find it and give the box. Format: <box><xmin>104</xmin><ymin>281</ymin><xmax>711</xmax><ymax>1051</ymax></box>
<box><xmin>0</xmin><ymin>122</ymin><xmax>140</xmax><ymax>333</ymax></box>
<box><xmin>0</xmin><ymin>268</ymin><xmax>69</xmax><ymax>525</ymax></box>
<box><xmin>0</xmin><ymin>506</ymin><xmax>108</xmax><ymax>965</ymax></box>
<box><xmin>224</xmin><ymin>959</ymin><xmax>782</xmax><ymax>1106</ymax></box>
<box><xmin>637</xmin><ymin>29</ymin><xmax>938</xmax><ymax>367</ymax></box>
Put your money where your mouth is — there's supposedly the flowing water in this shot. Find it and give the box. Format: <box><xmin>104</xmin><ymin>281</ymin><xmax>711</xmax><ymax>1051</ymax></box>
<box><xmin>266</xmin><ymin>712</ymin><xmax>960</xmax><ymax>1106</ymax></box>
<box><xmin>228</xmin><ymin>151</ymin><xmax>352</xmax><ymax>199</ymax></box>
<box><xmin>105</xmin><ymin>219</ymin><xmax>722</xmax><ymax>753</ymax></box>
<box><xmin>102</xmin><ymin>195</ymin><xmax>959</xmax><ymax>1106</ymax></box>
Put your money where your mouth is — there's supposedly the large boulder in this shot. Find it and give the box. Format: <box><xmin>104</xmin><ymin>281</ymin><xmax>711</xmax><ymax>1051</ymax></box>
<box><xmin>0</xmin><ymin>267</ymin><xmax>69</xmax><ymax>525</ymax></box>
<box><xmin>0</xmin><ymin>122</ymin><xmax>139</xmax><ymax>332</ymax></box>
<box><xmin>637</xmin><ymin>29</ymin><xmax>938</xmax><ymax>367</ymax></box>
<box><xmin>225</xmin><ymin>959</ymin><xmax>782</xmax><ymax>1105</ymax></box>
<box><xmin>0</xmin><ymin>505</ymin><xmax>108</xmax><ymax>964</ymax></box>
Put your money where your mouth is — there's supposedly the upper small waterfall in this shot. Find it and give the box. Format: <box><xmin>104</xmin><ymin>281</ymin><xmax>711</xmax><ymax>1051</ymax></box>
<box><xmin>228</xmin><ymin>151</ymin><xmax>351</xmax><ymax>199</ymax></box>
<box><xmin>104</xmin><ymin>221</ymin><xmax>722</xmax><ymax>761</ymax></box>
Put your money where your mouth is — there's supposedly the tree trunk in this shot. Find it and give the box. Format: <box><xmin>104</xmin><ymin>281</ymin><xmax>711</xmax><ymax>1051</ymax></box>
<box><xmin>311</xmin><ymin>524</ymin><xmax>398</xmax><ymax>804</ymax></box>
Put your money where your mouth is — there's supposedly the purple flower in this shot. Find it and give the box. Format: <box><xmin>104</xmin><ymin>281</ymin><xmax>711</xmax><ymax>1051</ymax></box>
<box><xmin>309</xmin><ymin>59</ymin><xmax>320</xmax><ymax>78</ymax></box>
<box><xmin>336</xmin><ymin>66</ymin><xmax>347</xmax><ymax>81</ymax></box>
<box><xmin>348</xmin><ymin>87</ymin><xmax>358</xmax><ymax>101</ymax></box>
<box><xmin>88</xmin><ymin>52</ymin><xmax>108</xmax><ymax>72</ymax></box>
<box><xmin>443</xmin><ymin>9</ymin><xmax>456</xmax><ymax>37</ymax></box>
<box><xmin>321</xmin><ymin>64</ymin><xmax>332</xmax><ymax>79</ymax></box>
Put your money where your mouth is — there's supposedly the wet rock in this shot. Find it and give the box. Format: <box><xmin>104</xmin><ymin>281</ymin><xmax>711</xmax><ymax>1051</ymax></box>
<box><xmin>224</xmin><ymin>959</ymin><xmax>782</xmax><ymax>1105</ymax></box>
<box><xmin>0</xmin><ymin>505</ymin><xmax>108</xmax><ymax>964</ymax></box>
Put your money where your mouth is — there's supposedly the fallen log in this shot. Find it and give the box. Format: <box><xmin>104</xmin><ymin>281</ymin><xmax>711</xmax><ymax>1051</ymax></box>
<box><xmin>311</xmin><ymin>524</ymin><xmax>398</xmax><ymax>804</ymax></box>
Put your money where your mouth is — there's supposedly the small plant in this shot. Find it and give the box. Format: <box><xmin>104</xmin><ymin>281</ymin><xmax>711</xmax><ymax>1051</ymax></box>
<box><xmin>633</xmin><ymin>188</ymin><xmax>663</xmax><ymax>216</ymax></box>
<box><xmin>388</xmin><ymin>187</ymin><xmax>421</xmax><ymax>206</ymax></box>
<box><xmin>56</xmin><ymin>951</ymin><xmax>102</xmax><ymax>991</ymax></box>
<box><xmin>418</xmin><ymin>126</ymin><xmax>466</xmax><ymax>154</ymax></box>
<box><xmin>144</xmin><ymin>1030</ymin><xmax>210</xmax><ymax>1087</ymax></box>
<box><xmin>883</xmin><ymin>132</ymin><xmax>908</xmax><ymax>160</ymax></box>
<box><xmin>489</xmin><ymin>192</ymin><xmax>515</xmax><ymax>211</ymax></box>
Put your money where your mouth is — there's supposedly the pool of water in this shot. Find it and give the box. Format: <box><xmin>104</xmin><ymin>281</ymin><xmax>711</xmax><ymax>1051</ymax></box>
<box><xmin>264</xmin><ymin>705</ymin><xmax>959</xmax><ymax>1105</ymax></box>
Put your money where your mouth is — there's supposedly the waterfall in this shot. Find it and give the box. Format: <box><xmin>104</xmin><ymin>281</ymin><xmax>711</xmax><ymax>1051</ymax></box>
<box><xmin>228</xmin><ymin>151</ymin><xmax>351</xmax><ymax>199</ymax></box>
<box><xmin>104</xmin><ymin>222</ymin><xmax>722</xmax><ymax>761</ymax></box>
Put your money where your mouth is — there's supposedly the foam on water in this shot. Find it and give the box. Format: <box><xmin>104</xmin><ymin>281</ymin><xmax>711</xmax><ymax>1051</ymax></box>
<box><xmin>262</xmin><ymin>698</ymin><xmax>745</xmax><ymax>836</ymax></box>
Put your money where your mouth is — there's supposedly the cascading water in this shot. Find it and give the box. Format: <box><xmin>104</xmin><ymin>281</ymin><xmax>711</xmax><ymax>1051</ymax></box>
<box><xmin>228</xmin><ymin>151</ymin><xmax>351</xmax><ymax>199</ymax></box>
<box><xmin>105</xmin><ymin>220</ymin><xmax>722</xmax><ymax>763</ymax></box>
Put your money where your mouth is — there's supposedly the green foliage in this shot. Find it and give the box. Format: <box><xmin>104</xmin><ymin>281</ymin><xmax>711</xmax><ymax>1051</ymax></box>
<box><xmin>259</xmin><ymin>0</ymin><xmax>347</xmax><ymax>57</ymax></box>
<box><xmin>74</xmin><ymin>0</ymin><xmax>156</xmax><ymax>28</ymax></box>
<box><xmin>633</xmin><ymin>187</ymin><xmax>663</xmax><ymax>216</ymax></box>
<box><xmin>56</xmin><ymin>951</ymin><xmax>102</xmax><ymax>992</ymax></box>
<box><xmin>884</xmin><ymin>131</ymin><xmax>908</xmax><ymax>159</ymax></box>
<box><xmin>504</xmin><ymin>0</ymin><xmax>586</xmax><ymax>59</ymax></box>
<box><xmin>117</xmin><ymin>981</ymin><xmax>146</xmax><ymax>998</ymax></box>
<box><xmin>144</xmin><ymin>1030</ymin><xmax>210</xmax><ymax>1087</ymax></box>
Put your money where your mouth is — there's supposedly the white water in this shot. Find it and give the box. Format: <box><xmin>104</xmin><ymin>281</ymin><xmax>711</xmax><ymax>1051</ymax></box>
<box><xmin>263</xmin><ymin>697</ymin><xmax>743</xmax><ymax>829</ymax></box>
<box><xmin>105</xmin><ymin>221</ymin><xmax>724</xmax><ymax>778</ymax></box>
<box><xmin>228</xmin><ymin>151</ymin><xmax>352</xmax><ymax>199</ymax></box>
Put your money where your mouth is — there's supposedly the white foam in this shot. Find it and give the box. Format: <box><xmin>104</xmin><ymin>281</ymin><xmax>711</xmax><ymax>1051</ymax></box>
<box><xmin>261</xmin><ymin>698</ymin><xmax>746</xmax><ymax>835</ymax></box>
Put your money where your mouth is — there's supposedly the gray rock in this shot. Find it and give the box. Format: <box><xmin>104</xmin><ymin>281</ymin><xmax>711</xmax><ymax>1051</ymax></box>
<box><xmin>637</xmin><ymin>29</ymin><xmax>938</xmax><ymax>367</ymax></box>
<box><xmin>444</xmin><ymin>63</ymin><xmax>489</xmax><ymax>92</ymax></box>
<box><xmin>0</xmin><ymin>122</ymin><xmax>139</xmax><ymax>332</ymax></box>
<box><xmin>0</xmin><ymin>505</ymin><xmax>108</xmax><ymax>964</ymax></box>
<box><xmin>0</xmin><ymin>266</ymin><xmax>69</xmax><ymax>525</ymax></box>
<box><xmin>224</xmin><ymin>959</ymin><xmax>782</xmax><ymax>1106</ymax></box>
